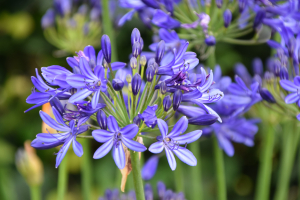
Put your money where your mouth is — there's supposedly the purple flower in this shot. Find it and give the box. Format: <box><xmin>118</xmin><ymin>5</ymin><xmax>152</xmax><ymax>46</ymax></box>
<box><xmin>152</xmin><ymin>10</ymin><xmax>180</xmax><ymax>29</ymax></box>
<box><xmin>41</xmin><ymin>9</ymin><xmax>55</xmax><ymax>29</ymax></box>
<box><xmin>138</xmin><ymin>105</ymin><xmax>158</xmax><ymax>128</ymax></box>
<box><xmin>280</xmin><ymin>76</ymin><xmax>300</xmax><ymax>107</ymax></box>
<box><xmin>223</xmin><ymin>9</ymin><xmax>232</xmax><ymax>28</ymax></box>
<box><xmin>92</xmin><ymin>116</ymin><xmax>147</xmax><ymax>169</ymax></box>
<box><xmin>25</xmin><ymin>69</ymin><xmax>71</xmax><ymax>112</ymax></box>
<box><xmin>66</xmin><ymin>57</ymin><xmax>107</xmax><ymax>109</ymax></box>
<box><xmin>101</xmin><ymin>35</ymin><xmax>112</xmax><ymax>63</ymax></box>
<box><xmin>148</xmin><ymin>117</ymin><xmax>202</xmax><ymax>170</ymax></box>
<box><xmin>141</xmin><ymin>155</ymin><xmax>159</xmax><ymax>180</ymax></box>
<box><xmin>204</xmin><ymin>117</ymin><xmax>259</xmax><ymax>156</ymax></box>
<box><xmin>31</xmin><ymin>107</ymin><xmax>89</xmax><ymax>168</ymax></box>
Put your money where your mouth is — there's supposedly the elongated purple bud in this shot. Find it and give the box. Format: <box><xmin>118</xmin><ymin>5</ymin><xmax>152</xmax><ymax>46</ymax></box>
<box><xmin>132</xmin><ymin>74</ymin><xmax>142</xmax><ymax>95</ymax></box>
<box><xmin>142</xmin><ymin>156</ymin><xmax>159</xmax><ymax>180</ymax></box>
<box><xmin>253</xmin><ymin>9</ymin><xmax>266</xmax><ymax>29</ymax></box>
<box><xmin>205</xmin><ymin>36</ymin><xmax>216</xmax><ymax>46</ymax></box>
<box><xmin>112</xmin><ymin>79</ymin><xmax>124</xmax><ymax>91</ymax></box>
<box><xmin>131</xmin><ymin>28</ymin><xmax>141</xmax><ymax>47</ymax></box>
<box><xmin>142</xmin><ymin>0</ymin><xmax>160</xmax><ymax>9</ymax></box>
<box><xmin>41</xmin><ymin>9</ymin><xmax>55</xmax><ymax>29</ymax></box>
<box><xmin>101</xmin><ymin>35</ymin><xmax>111</xmax><ymax>63</ymax></box>
<box><xmin>252</xmin><ymin>58</ymin><xmax>263</xmax><ymax>77</ymax></box>
<box><xmin>132</xmin><ymin>42</ymin><xmax>142</xmax><ymax>58</ymax></box>
<box><xmin>133</xmin><ymin>116</ymin><xmax>141</xmax><ymax>126</ymax></box>
<box><xmin>238</xmin><ymin>0</ymin><xmax>247</xmax><ymax>13</ymax></box>
<box><xmin>157</xmin><ymin>182</ymin><xmax>166</xmax><ymax>199</ymax></box>
<box><xmin>173</xmin><ymin>90</ymin><xmax>182</xmax><ymax>111</ymax></box>
<box><xmin>216</xmin><ymin>0</ymin><xmax>223</xmax><ymax>8</ymax></box>
<box><xmin>97</xmin><ymin>110</ymin><xmax>107</xmax><ymax>130</ymax></box>
<box><xmin>145</xmin><ymin>183</ymin><xmax>153</xmax><ymax>200</ymax></box>
<box><xmin>163</xmin><ymin>95</ymin><xmax>172</xmax><ymax>112</ymax></box>
<box><xmin>164</xmin><ymin>0</ymin><xmax>174</xmax><ymax>14</ymax></box>
<box><xmin>188</xmin><ymin>114</ymin><xmax>218</xmax><ymax>125</ymax></box>
<box><xmin>223</xmin><ymin>9</ymin><xmax>232</xmax><ymax>28</ymax></box>
<box><xmin>160</xmin><ymin>81</ymin><xmax>167</xmax><ymax>95</ymax></box>
<box><xmin>259</xmin><ymin>88</ymin><xmax>276</xmax><ymax>103</ymax></box>
<box><xmin>130</xmin><ymin>57</ymin><xmax>138</xmax><ymax>69</ymax></box>
<box><xmin>279</xmin><ymin>66</ymin><xmax>288</xmax><ymax>80</ymax></box>
<box><xmin>146</xmin><ymin>66</ymin><xmax>155</xmax><ymax>82</ymax></box>
<box><xmin>156</xmin><ymin>40</ymin><xmax>165</xmax><ymax>64</ymax></box>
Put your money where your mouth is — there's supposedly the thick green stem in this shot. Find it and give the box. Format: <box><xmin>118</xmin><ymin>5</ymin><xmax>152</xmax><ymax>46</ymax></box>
<box><xmin>30</xmin><ymin>185</ymin><xmax>41</xmax><ymax>200</ymax></box>
<box><xmin>101</xmin><ymin>0</ymin><xmax>117</xmax><ymax>62</ymax></box>
<box><xmin>254</xmin><ymin>123</ymin><xmax>274</xmax><ymax>200</ymax></box>
<box><xmin>274</xmin><ymin>122</ymin><xmax>300</xmax><ymax>200</ymax></box>
<box><xmin>174</xmin><ymin>158</ymin><xmax>184</xmax><ymax>192</ymax></box>
<box><xmin>57</xmin><ymin>154</ymin><xmax>68</xmax><ymax>200</ymax></box>
<box><xmin>213</xmin><ymin>136</ymin><xmax>227</xmax><ymax>200</ymax></box>
<box><xmin>206</xmin><ymin>47</ymin><xmax>216</xmax><ymax>69</ymax></box>
<box><xmin>130</xmin><ymin>150</ymin><xmax>145</xmax><ymax>200</ymax></box>
<box><xmin>190</xmin><ymin>141</ymin><xmax>203</xmax><ymax>200</ymax></box>
<box><xmin>81</xmin><ymin>139</ymin><xmax>92</xmax><ymax>200</ymax></box>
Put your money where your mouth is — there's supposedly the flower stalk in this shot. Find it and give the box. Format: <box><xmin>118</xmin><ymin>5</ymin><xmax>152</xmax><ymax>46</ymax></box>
<box><xmin>130</xmin><ymin>150</ymin><xmax>145</xmax><ymax>200</ymax></box>
<box><xmin>57</xmin><ymin>154</ymin><xmax>68</xmax><ymax>200</ymax></box>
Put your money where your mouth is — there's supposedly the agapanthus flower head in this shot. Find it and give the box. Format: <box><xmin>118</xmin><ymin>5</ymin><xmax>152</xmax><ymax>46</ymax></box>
<box><xmin>149</xmin><ymin>117</ymin><xmax>202</xmax><ymax>170</ymax></box>
<box><xmin>92</xmin><ymin>116</ymin><xmax>146</xmax><ymax>169</ymax></box>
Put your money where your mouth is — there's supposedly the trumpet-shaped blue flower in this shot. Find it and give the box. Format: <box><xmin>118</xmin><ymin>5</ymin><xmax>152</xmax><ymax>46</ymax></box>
<box><xmin>31</xmin><ymin>107</ymin><xmax>89</xmax><ymax>168</ymax></box>
<box><xmin>92</xmin><ymin>116</ymin><xmax>147</xmax><ymax>169</ymax></box>
<box><xmin>149</xmin><ymin>117</ymin><xmax>202</xmax><ymax>170</ymax></box>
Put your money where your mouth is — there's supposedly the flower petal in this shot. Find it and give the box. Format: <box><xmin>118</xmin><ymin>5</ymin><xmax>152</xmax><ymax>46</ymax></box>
<box><xmin>142</xmin><ymin>156</ymin><xmax>159</xmax><ymax>180</ymax></box>
<box><xmin>39</xmin><ymin>110</ymin><xmax>70</xmax><ymax>131</ymax></box>
<box><xmin>113</xmin><ymin>143</ymin><xmax>126</xmax><ymax>169</ymax></box>
<box><xmin>122</xmin><ymin>137</ymin><xmax>147</xmax><ymax>152</ymax></box>
<box><xmin>66</xmin><ymin>74</ymin><xmax>92</xmax><ymax>88</ymax></box>
<box><xmin>168</xmin><ymin>116</ymin><xmax>188</xmax><ymax>137</ymax></box>
<box><xmin>72</xmin><ymin>139</ymin><xmax>83</xmax><ymax>157</ymax></box>
<box><xmin>149</xmin><ymin>141</ymin><xmax>164</xmax><ymax>154</ymax></box>
<box><xmin>280</xmin><ymin>80</ymin><xmax>298</xmax><ymax>92</ymax></box>
<box><xmin>217</xmin><ymin>134</ymin><xmax>234</xmax><ymax>157</ymax></box>
<box><xmin>172</xmin><ymin>130</ymin><xmax>202</xmax><ymax>144</ymax></box>
<box><xmin>120</xmin><ymin>124</ymin><xmax>139</xmax><ymax>139</ymax></box>
<box><xmin>55</xmin><ymin>138</ymin><xmax>72</xmax><ymax>168</ymax></box>
<box><xmin>285</xmin><ymin>93</ymin><xmax>300</xmax><ymax>104</ymax></box>
<box><xmin>79</xmin><ymin>57</ymin><xmax>97</xmax><ymax>80</ymax></box>
<box><xmin>165</xmin><ymin>148</ymin><xmax>176</xmax><ymax>171</ymax></box>
<box><xmin>107</xmin><ymin>116</ymin><xmax>120</xmax><ymax>132</ymax></box>
<box><xmin>92</xmin><ymin>89</ymin><xmax>100</xmax><ymax>109</ymax></box>
<box><xmin>92</xmin><ymin>129</ymin><xmax>114</xmax><ymax>143</ymax></box>
<box><xmin>93</xmin><ymin>139</ymin><xmax>113</xmax><ymax>159</ymax></box>
<box><xmin>69</xmin><ymin>89</ymin><xmax>93</xmax><ymax>103</ymax></box>
<box><xmin>157</xmin><ymin>119</ymin><xmax>168</xmax><ymax>138</ymax></box>
<box><xmin>173</xmin><ymin>147</ymin><xmax>197</xmax><ymax>166</ymax></box>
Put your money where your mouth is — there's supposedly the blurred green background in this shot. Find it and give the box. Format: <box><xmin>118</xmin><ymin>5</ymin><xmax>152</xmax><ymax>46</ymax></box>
<box><xmin>2</xmin><ymin>0</ymin><xmax>298</xmax><ymax>200</ymax></box>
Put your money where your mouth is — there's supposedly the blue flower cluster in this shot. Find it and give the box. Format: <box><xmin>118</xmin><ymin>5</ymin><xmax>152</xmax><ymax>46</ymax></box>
<box><xmin>99</xmin><ymin>182</ymin><xmax>185</xmax><ymax>200</ymax></box>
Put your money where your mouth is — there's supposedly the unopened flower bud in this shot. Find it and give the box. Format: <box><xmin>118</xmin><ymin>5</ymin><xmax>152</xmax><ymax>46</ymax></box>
<box><xmin>157</xmin><ymin>182</ymin><xmax>166</xmax><ymax>199</ymax></box>
<box><xmin>205</xmin><ymin>36</ymin><xmax>216</xmax><ymax>46</ymax></box>
<box><xmin>112</xmin><ymin>79</ymin><xmax>124</xmax><ymax>91</ymax></box>
<box><xmin>130</xmin><ymin>57</ymin><xmax>138</xmax><ymax>69</ymax></box>
<box><xmin>15</xmin><ymin>141</ymin><xmax>43</xmax><ymax>186</ymax></box>
<box><xmin>160</xmin><ymin>81</ymin><xmax>167</xmax><ymax>95</ymax></box>
<box><xmin>142</xmin><ymin>156</ymin><xmax>159</xmax><ymax>180</ymax></box>
<box><xmin>101</xmin><ymin>35</ymin><xmax>111</xmax><ymax>63</ymax></box>
<box><xmin>145</xmin><ymin>184</ymin><xmax>153</xmax><ymax>200</ymax></box>
<box><xmin>163</xmin><ymin>95</ymin><xmax>172</xmax><ymax>112</ymax></box>
<box><xmin>146</xmin><ymin>66</ymin><xmax>155</xmax><ymax>82</ymax></box>
<box><xmin>41</xmin><ymin>9</ymin><xmax>55</xmax><ymax>29</ymax></box>
<box><xmin>156</xmin><ymin>40</ymin><xmax>165</xmax><ymax>64</ymax></box>
<box><xmin>126</xmin><ymin>74</ymin><xmax>132</xmax><ymax>83</ymax></box>
<box><xmin>133</xmin><ymin>115</ymin><xmax>141</xmax><ymax>126</ymax></box>
<box><xmin>131</xmin><ymin>28</ymin><xmax>141</xmax><ymax>46</ymax></box>
<box><xmin>103</xmin><ymin>57</ymin><xmax>109</xmax><ymax>69</ymax></box>
<box><xmin>132</xmin><ymin>42</ymin><xmax>141</xmax><ymax>58</ymax></box>
<box><xmin>140</xmin><ymin>55</ymin><xmax>147</xmax><ymax>66</ymax></box>
<box><xmin>253</xmin><ymin>9</ymin><xmax>266</xmax><ymax>29</ymax></box>
<box><xmin>97</xmin><ymin>110</ymin><xmax>107</xmax><ymax>130</ymax></box>
<box><xmin>216</xmin><ymin>0</ymin><xmax>223</xmax><ymax>8</ymax></box>
<box><xmin>223</xmin><ymin>9</ymin><xmax>232</xmax><ymax>28</ymax></box>
<box><xmin>238</xmin><ymin>0</ymin><xmax>247</xmax><ymax>13</ymax></box>
<box><xmin>279</xmin><ymin>66</ymin><xmax>289</xmax><ymax>80</ymax></box>
<box><xmin>260</xmin><ymin>88</ymin><xmax>276</xmax><ymax>103</ymax></box>
<box><xmin>188</xmin><ymin>114</ymin><xmax>218</xmax><ymax>125</ymax></box>
<box><xmin>264</xmin><ymin>71</ymin><xmax>274</xmax><ymax>82</ymax></box>
<box><xmin>173</xmin><ymin>90</ymin><xmax>182</xmax><ymax>111</ymax></box>
<box><xmin>252</xmin><ymin>58</ymin><xmax>263</xmax><ymax>77</ymax></box>
<box><xmin>132</xmin><ymin>74</ymin><xmax>142</xmax><ymax>95</ymax></box>
<box><xmin>140</xmin><ymin>37</ymin><xmax>144</xmax><ymax>51</ymax></box>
